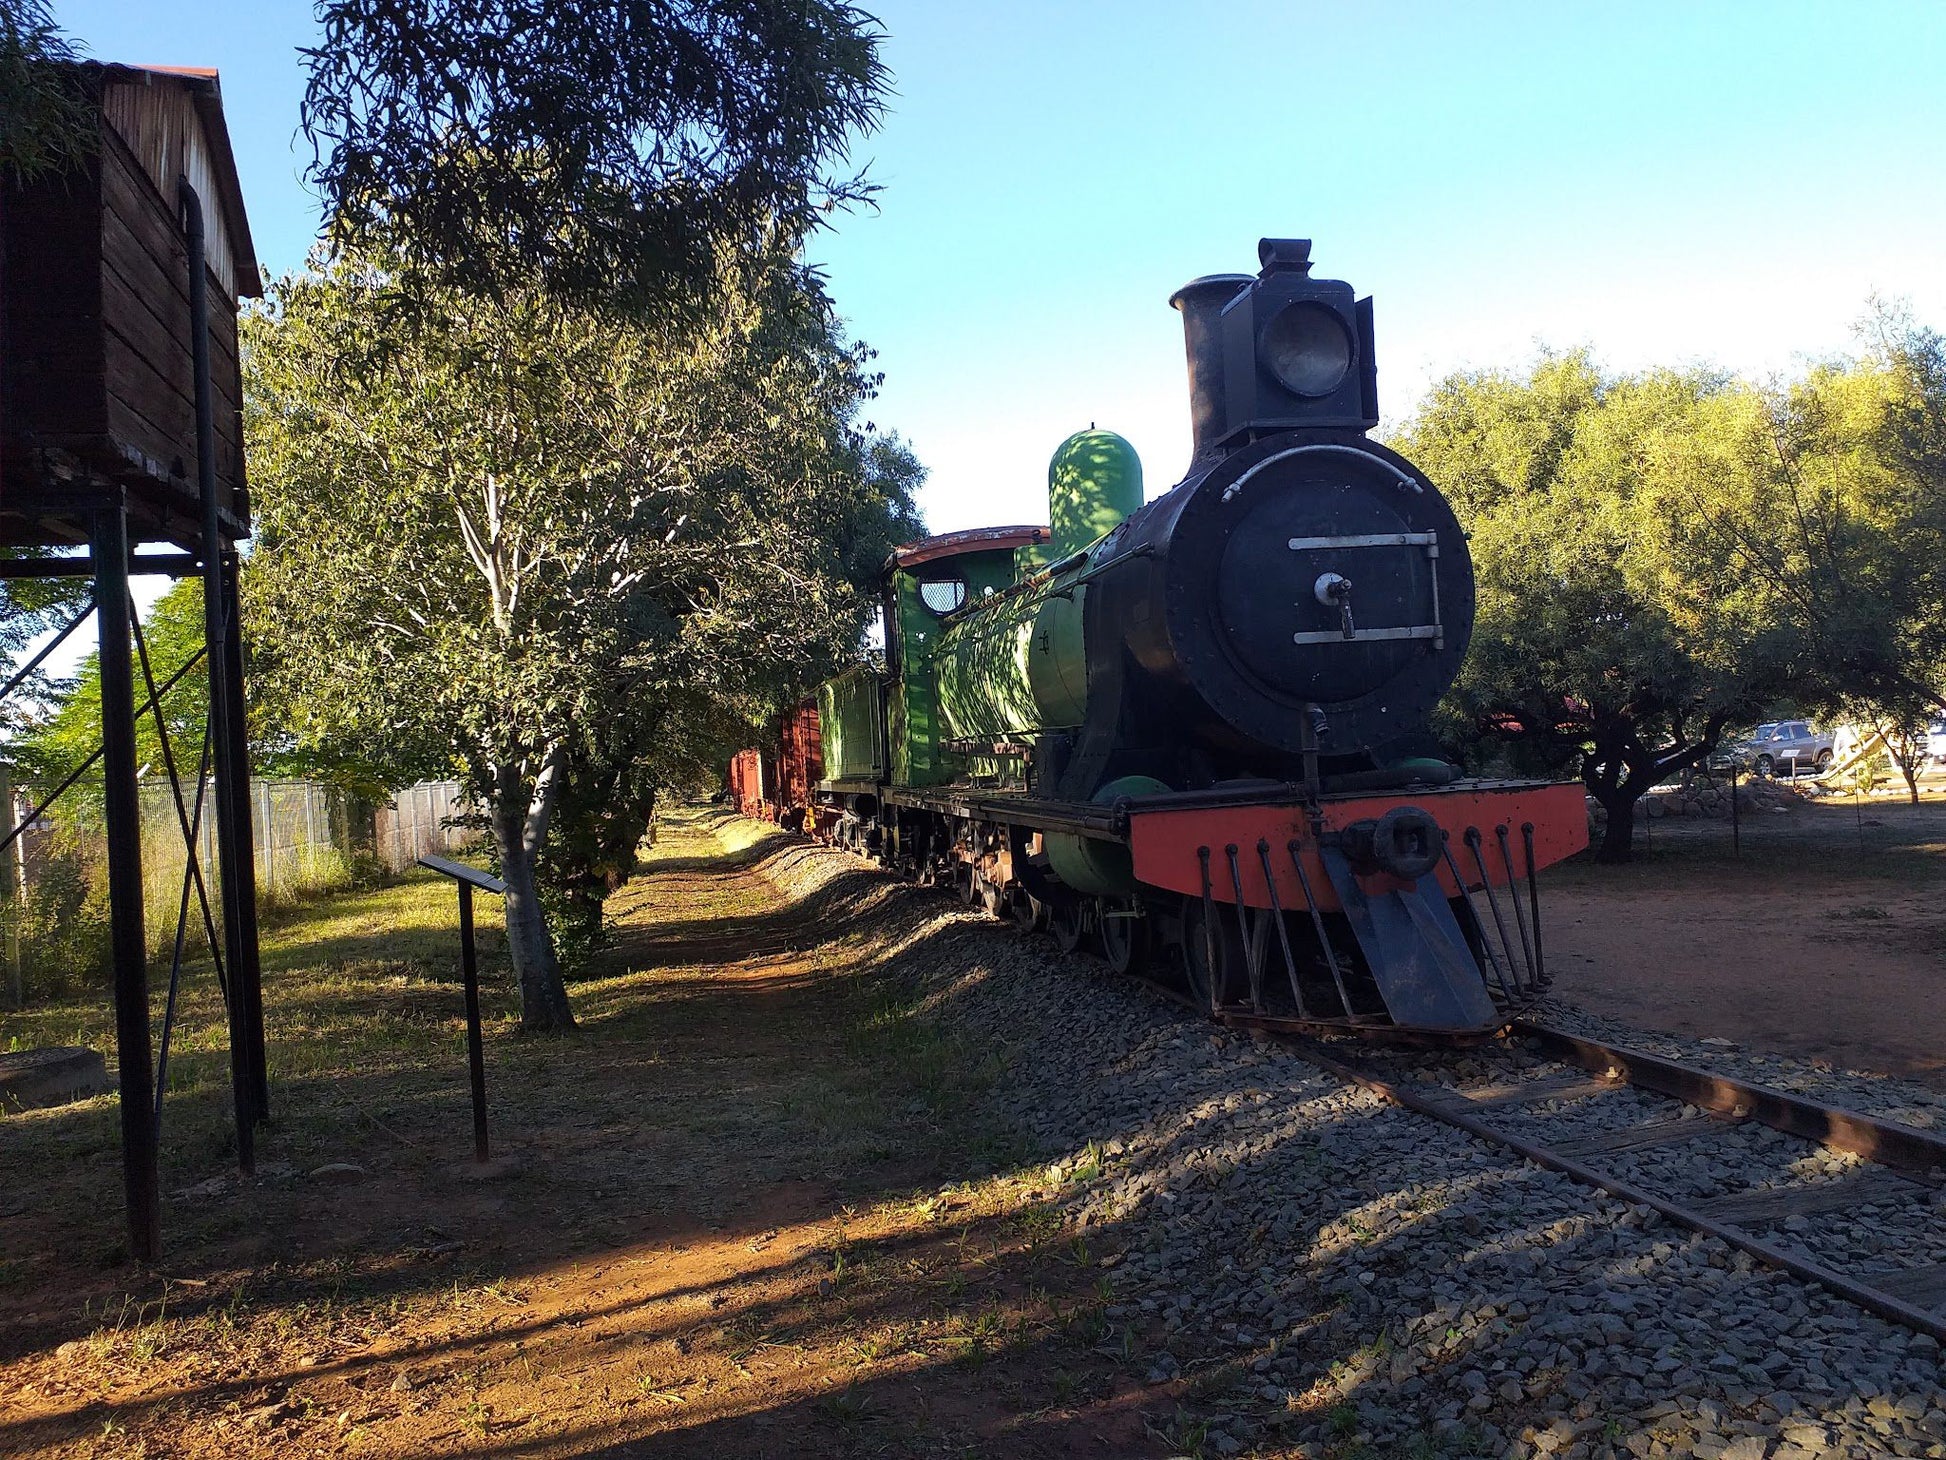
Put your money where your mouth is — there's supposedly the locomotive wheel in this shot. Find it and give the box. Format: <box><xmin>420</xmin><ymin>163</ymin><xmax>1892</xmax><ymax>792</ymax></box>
<box><xmin>977</xmin><ymin>874</ymin><xmax>1006</xmax><ymax>919</ymax></box>
<box><xmin>1098</xmin><ymin>897</ymin><xmax>1149</xmax><ymax>976</ymax></box>
<box><xmin>1179</xmin><ymin>897</ymin><xmax>1245</xmax><ymax>1013</ymax></box>
<box><xmin>1049</xmin><ymin>898</ymin><xmax>1086</xmax><ymax>954</ymax></box>
<box><xmin>1010</xmin><ymin>889</ymin><xmax>1047</xmax><ymax>933</ymax></box>
<box><xmin>957</xmin><ymin>865</ymin><xmax>979</xmax><ymax>907</ymax></box>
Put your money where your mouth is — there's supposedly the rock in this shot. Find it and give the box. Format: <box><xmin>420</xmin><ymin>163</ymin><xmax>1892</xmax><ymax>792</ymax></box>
<box><xmin>308</xmin><ymin>1162</ymin><xmax>368</xmax><ymax>1184</ymax></box>
<box><xmin>0</xmin><ymin>1046</ymin><xmax>109</xmax><ymax>1110</ymax></box>
<box><xmin>762</xmin><ymin>830</ymin><xmax>1946</xmax><ymax>1460</ymax></box>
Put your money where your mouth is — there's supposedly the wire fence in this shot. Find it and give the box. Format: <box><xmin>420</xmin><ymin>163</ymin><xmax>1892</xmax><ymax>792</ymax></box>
<box><xmin>3</xmin><ymin>778</ymin><xmax>475</xmax><ymax>1004</ymax></box>
<box><xmin>1594</xmin><ymin>762</ymin><xmax>1946</xmax><ymax>862</ymax></box>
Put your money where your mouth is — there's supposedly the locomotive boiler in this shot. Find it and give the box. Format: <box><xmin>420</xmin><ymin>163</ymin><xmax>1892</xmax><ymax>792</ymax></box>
<box><xmin>734</xmin><ymin>239</ymin><xmax>1588</xmax><ymax>1038</ymax></box>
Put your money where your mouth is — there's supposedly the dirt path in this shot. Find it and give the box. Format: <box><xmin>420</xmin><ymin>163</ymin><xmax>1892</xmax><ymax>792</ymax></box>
<box><xmin>0</xmin><ymin>812</ymin><xmax>1165</xmax><ymax>1459</ymax></box>
<box><xmin>1542</xmin><ymin>800</ymin><xmax>1946</xmax><ymax>1088</ymax></box>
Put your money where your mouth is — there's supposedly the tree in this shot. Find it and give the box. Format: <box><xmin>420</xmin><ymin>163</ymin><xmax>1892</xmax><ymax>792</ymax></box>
<box><xmin>1660</xmin><ymin>309</ymin><xmax>1946</xmax><ymax>735</ymax></box>
<box><xmin>9</xmin><ymin>579</ymin><xmax>210</xmax><ymax>792</ymax></box>
<box><xmin>1398</xmin><ymin>352</ymin><xmax>1805</xmax><ymax>862</ymax></box>
<box><xmin>243</xmin><ymin>249</ymin><xmax>921</xmax><ymax>1029</ymax></box>
<box><xmin>0</xmin><ymin>0</ymin><xmax>92</xmax><ymax>187</ymax></box>
<box><xmin>300</xmin><ymin>0</ymin><xmax>888</xmax><ymax>315</ymax></box>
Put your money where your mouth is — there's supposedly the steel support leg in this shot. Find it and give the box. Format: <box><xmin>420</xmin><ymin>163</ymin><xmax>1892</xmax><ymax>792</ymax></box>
<box><xmin>94</xmin><ymin>503</ymin><xmax>159</xmax><ymax>1262</ymax></box>
<box><xmin>214</xmin><ymin>551</ymin><xmax>266</xmax><ymax>1131</ymax></box>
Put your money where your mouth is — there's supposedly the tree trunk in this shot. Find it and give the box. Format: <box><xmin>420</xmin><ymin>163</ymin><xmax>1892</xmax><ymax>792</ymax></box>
<box><xmin>1579</xmin><ymin>707</ymin><xmax>1729</xmax><ymax>866</ymax></box>
<box><xmin>493</xmin><ymin>794</ymin><xmax>575</xmax><ymax>1032</ymax></box>
<box><xmin>1591</xmin><ymin>791</ymin><xmax>1642</xmax><ymax>863</ymax></box>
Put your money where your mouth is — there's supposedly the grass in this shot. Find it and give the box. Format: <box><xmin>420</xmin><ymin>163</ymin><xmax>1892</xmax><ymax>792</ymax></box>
<box><xmin>1548</xmin><ymin>795</ymin><xmax>1946</xmax><ymax>890</ymax></box>
<box><xmin>0</xmin><ymin>809</ymin><xmax>1148</xmax><ymax>1459</ymax></box>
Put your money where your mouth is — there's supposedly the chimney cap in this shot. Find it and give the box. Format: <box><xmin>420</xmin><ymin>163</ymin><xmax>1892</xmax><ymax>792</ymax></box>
<box><xmin>1257</xmin><ymin>238</ymin><xmax>1314</xmax><ymax>275</ymax></box>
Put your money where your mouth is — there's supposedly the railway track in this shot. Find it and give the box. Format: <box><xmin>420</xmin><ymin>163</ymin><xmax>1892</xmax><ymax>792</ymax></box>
<box><xmin>841</xmin><ymin>833</ymin><xmax>1946</xmax><ymax>1350</ymax></box>
<box><xmin>1255</xmin><ymin>1014</ymin><xmax>1946</xmax><ymax>1345</ymax></box>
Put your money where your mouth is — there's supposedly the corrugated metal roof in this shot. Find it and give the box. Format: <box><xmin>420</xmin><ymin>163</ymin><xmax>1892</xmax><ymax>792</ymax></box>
<box><xmin>890</xmin><ymin>525</ymin><xmax>1051</xmax><ymax>571</ymax></box>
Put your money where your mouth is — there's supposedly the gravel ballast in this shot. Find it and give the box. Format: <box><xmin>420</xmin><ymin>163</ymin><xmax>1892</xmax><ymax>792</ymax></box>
<box><xmin>738</xmin><ymin>820</ymin><xmax>1946</xmax><ymax>1459</ymax></box>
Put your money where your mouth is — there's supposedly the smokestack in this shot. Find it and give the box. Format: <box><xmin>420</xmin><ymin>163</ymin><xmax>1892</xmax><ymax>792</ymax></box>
<box><xmin>1169</xmin><ymin>274</ymin><xmax>1251</xmax><ymax>461</ymax></box>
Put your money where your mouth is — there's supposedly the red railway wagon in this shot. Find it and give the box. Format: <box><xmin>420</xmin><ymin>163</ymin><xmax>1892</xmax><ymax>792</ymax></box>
<box><xmin>727</xmin><ymin>748</ymin><xmax>767</xmax><ymax>819</ymax></box>
<box><xmin>726</xmin><ymin>702</ymin><xmax>823</xmax><ymax>826</ymax></box>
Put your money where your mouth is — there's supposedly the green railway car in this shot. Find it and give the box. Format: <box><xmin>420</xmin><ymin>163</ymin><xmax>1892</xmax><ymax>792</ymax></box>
<box><xmin>816</xmin><ymin>666</ymin><xmax>884</xmax><ymax>789</ymax></box>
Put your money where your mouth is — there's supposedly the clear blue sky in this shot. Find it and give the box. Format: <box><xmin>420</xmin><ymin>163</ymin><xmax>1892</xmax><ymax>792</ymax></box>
<box><xmin>60</xmin><ymin>0</ymin><xmax>1946</xmax><ymax>536</ymax></box>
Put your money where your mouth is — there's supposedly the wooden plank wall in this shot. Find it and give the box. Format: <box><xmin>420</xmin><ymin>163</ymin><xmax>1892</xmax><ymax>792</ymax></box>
<box><xmin>1</xmin><ymin>160</ymin><xmax>109</xmax><ymax>475</ymax></box>
<box><xmin>99</xmin><ymin>78</ymin><xmax>242</xmax><ymax>301</ymax></box>
<box><xmin>1</xmin><ymin>78</ymin><xmax>248</xmax><ymax>539</ymax></box>
<box><xmin>97</xmin><ymin>122</ymin><xmax>246</xmax><ymax>510</ymax></box>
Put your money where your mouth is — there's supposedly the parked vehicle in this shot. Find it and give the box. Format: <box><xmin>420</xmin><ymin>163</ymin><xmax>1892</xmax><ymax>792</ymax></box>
<box><xmin>1730</xmin><ymin>720</ymin><xmax>1835</xmax><ymax>777</ymax></box>
<box><xmin>1927</xmin><ymin>718</ymin><xmax>1946</xmax><ymax>765</ymax></box>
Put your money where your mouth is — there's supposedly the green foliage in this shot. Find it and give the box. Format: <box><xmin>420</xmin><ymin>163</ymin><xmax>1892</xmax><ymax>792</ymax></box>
<box><xmin>242</xmin><ymin>247</ymin><xmax>922</xmax><ymax>1020</ymax></box>
<box><xmin>0</xmin><ymin>834</ymin><xmax>108</xmax><ymax>1000</ymax></box>
<box><xmin>1667</xmin><ymin>303</ymin><xmax>1946</xmax><ymax>717</ymax></box>
<box><xmin>0</xmin><ymin>553</ymin><xmax>90</xmax><ymax>739</ymax></box>
<box><xmin>1399</xmin><ymin>316</ymin><xmax>1946</xmax><ymax>862</ymax></box>
<box><xmin>9</xmin><ymin>579</ymin><xmax>211</xmax><ymax>797</ymax></box>
<box><xmin>300</xmin><ymin>0</ymin><xmax>888</xmax><ymax>316</ymax></box>
<box><xmin>0</xmin><ymin>0</ymin><xmax>92</xmax><ymax>186</ymax></box>
<box><xmin>1397</xmin><ymin>352</ymin><xmax>1805</xmax><ymax>860</ymax></box>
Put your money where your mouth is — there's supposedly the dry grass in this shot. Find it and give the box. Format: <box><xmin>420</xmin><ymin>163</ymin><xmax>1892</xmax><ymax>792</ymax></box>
<box><xmin>0</xmin><ymin>809</ymin><xmax>1165</xmax><ymax>1459</ymax></box>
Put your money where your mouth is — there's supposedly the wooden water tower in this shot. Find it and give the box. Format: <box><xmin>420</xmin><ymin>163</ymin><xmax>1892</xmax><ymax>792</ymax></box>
<box><xmin>1</xmin><ymin>62</ymin><xmax>266</xmax><ymax>1261</ymax></box>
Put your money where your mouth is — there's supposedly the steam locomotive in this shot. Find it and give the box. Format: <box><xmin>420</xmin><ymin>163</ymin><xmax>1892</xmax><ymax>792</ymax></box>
<box><xmin>730</xmin><ymin>239</ymin><xmax>1587</xmax><ymax>1037</ymax></box>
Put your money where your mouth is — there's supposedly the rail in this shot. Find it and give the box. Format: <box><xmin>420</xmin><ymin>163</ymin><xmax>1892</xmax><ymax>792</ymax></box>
<box><xmin>1276</xmin><ymin>1020</ymin><xmax>1946</xmax><ymax>1343</ymax></box>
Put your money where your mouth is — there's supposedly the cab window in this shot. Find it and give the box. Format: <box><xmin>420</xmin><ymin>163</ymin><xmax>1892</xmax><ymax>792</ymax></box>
<box><xmin>918</xmin><ymin>577</ymin><xmax>967</xmax><ymax>615</ymax></box>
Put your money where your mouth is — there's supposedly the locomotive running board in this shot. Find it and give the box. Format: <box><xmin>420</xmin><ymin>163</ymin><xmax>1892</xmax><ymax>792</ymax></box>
<box><xmin>1317</xmin><ymin>846</ymin><xmax>1500</xmax><ymax>1032</ymax></box>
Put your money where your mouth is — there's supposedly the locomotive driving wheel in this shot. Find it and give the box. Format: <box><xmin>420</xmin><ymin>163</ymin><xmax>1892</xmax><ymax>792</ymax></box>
<box><xmin>1179</xmin><ymin>896</ymin><xmax>1245</xmax><ymax>1013</ymax></box>
<box><xmin>1048</xmin><ymin>898</ymin><xmax>1086</xmax><ymax>954</ymax></box>
<box><xmin>1098</xmin><ymin>896</ymin><xmax>1149</xmax><ymax>976</ymax></box>
<box><xmin>1010</xmin><ymin>889</ymin><xmax>1047</xmax><ymax>933</ymax></box>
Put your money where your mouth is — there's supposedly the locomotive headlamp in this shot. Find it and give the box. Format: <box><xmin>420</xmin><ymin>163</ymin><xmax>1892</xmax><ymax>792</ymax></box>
<box><xmin>1262</xmin><ymin>300</ymin><xmax>1353</xmax><ymax>398</ymax></box>
<box><xmin>1178</xmin><ymin>238</ymin><xmax>1379</xmax><ymax>450</ymax></box>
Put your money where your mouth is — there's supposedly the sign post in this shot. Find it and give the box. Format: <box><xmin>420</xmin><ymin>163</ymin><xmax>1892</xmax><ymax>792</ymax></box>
<box><xmin>417</xmin><ymin>856</ymin><xmax>505</xmax><ymax>1162</ymax></box>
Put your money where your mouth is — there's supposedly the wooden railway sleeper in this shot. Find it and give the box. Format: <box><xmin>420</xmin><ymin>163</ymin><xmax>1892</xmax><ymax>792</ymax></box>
<box><xmin>1288</xmin><ymin>1036</ymin><xmax>1946</xmax><ymax>1344</ymax></box>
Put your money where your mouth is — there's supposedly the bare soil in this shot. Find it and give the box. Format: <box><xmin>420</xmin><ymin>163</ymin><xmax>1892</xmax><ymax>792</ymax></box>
<box><xmin>1543</xmin><ymin>796</ymin><xmax>1946</xmax><ymax>1089</ymax></box>
<box><xmin>0</xmin><ymin>812</ymin><xmax>1167</xmax><ymax>1459</ymax></box>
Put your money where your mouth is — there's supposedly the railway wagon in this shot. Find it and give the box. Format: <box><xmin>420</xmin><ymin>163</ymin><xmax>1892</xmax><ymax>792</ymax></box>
<box><xmin>735</xmin><ymin>239</ymin><xmax>1589</xmax><ymax>1039</ymax></box>
<box><xmin>727</xmin><ymin>703</ymin><xmax>822</xmax><ymax>826</ymax></box>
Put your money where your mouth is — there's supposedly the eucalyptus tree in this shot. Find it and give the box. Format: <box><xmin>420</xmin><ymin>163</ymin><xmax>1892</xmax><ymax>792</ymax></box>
<box><xmin>300</xmin><ymin>0</ymin><xmax>888</xmax><ymax>316</ymax></box>
<box><xmin>8</xmin><ymin>579</ymin><xmax>209</xmax><ymax>792</ymax></box>
<box><xmin>243</xmin><ymin>252</ymin><xmax>919</xmax><ymax>1029</ymax></box>
<box><xmin>0</xmin><ymin>0</ymin><xmax>91</xmax><ymax>186</ymax></box>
